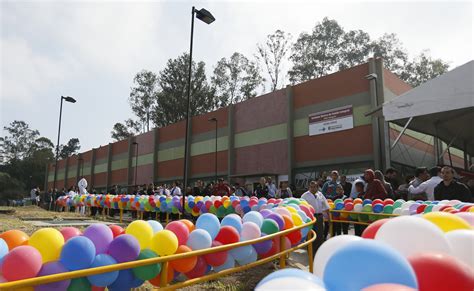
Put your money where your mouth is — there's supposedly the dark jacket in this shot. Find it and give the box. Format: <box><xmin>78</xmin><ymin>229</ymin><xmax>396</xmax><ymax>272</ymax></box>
<box><xmin>434</xmin><ymin>180</ymin><xmax>472</xmax><ymax>202</ymax></box>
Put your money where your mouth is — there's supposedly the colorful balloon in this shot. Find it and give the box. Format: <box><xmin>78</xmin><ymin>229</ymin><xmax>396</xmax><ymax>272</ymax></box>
<box><xmin>0</xmin><ymin>230</ymin><xmax>29</xmax><ymax>250</ymax></box>
<box><xmin>60</xmin><ymin>236</ymin><xmax>96</xmax><ymax>271</ymax></box>
<box><xmin>35</xmin><ymin>261</ymin><xmax>70</xmax><ymax>291</ymax></box>
<box><xmin>445</xmin><ymin>230</ymin><xmax>474</xmax><ymax>269</ymax></box>
<box><xmin>151</xmin><ymin>230</ymin><xmax>178</xmax><ymax>256</ymax></box>
<box><xmin>60</xmin><ymin>227</ymin><xmax>82</xmax><ymax>242</ymax></box>
<box><xmin>203</xmin><ymin>241</ymin><xmax>228</xmax><ymax>267</ymax></box>
<box><xmin>215</xmin><ymin>226</ymin><xmax>240</xmax><ymax>245</ymax></box>
<box><xmin>109</xmin><ymin>225</ymin><xmax>124</xmax><ymax>238</ymax></box>
<box><xmin>169</xmin><ymin>245</ymin><xmax>197</xmax><ymax>273</ymax></box>
<box><xmin>28</xmin><ymin>228</ymin><xmax>64</xmax><ymax>263</ymax></box>
<box><xmin>165</xmin><ymin>221</ymin><xmax>189</xmax><ymax>246</ymax></box>
<box><xmin>196</xmin><ymin>213</ymin><xmax>220</xmax><ymax>240</ymax></box>
<box><xmin>132</xmin><ymin>249</ymin><xmax>161</xmax><ymax>281</ymax></box>
<box><xmin>1</xmin><ymin>245</ymin><xmax>42</xmax><ymax>281</ymax></box>
<box><xmin>187</xmin><ymin>229</ymin><xmax>212</xmax><ymax>250</ymax></box>
<box><xmin>108</xmin><ymin>234</ymin><xmax>140</xmax><ymax>263</ymax></box>
<box><xmin>87</xmin><ymin>254</ymin><xmax>119</xmax><ymax>287</ymax></box>
<box><xmin>84</xmin><ymin>224</ymin><xmax>113</xmax><ymax>254</ymax></box>
<box><xmin>422</xmin><ymin>212</ymin><xmax>472</xmax><ymax>232</ymax></box>
<box><xmin>125</xmin><ymin>220</ymin><xmax>153</xmax><ymax>250</ymax></box>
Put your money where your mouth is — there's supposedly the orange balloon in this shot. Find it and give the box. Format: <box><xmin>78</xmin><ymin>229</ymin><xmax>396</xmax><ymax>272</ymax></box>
<box><xmin>282</xmin><ymin>215</ymin><xmax>294</xmax><ymax>230</ymax></box>
<box><xmin>0</xmin><ymin>230</ymin><xmax>29</xmax><ymax>250</ymax></box>
<box><xmin>149</xmin><ymin>264</ymin><xmax>175</xmax><ymax>286</ymax></box>
<box><xmin>169</xmin><ymin>245</ymin><xmax>197</xmax><ymax>273</ymax></box>
<box><xmin>179</xmin><ymin>219</ymin><xmax>195</xmax><ymax>233</ymax></box>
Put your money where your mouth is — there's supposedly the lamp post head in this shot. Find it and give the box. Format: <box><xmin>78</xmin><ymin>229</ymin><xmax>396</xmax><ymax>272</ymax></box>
<box><xmin>364</xmin><ymin>73</ymin><xmax>378</xmax><ymax>80</ymax></box>
<box><xmin>62</xmin><ymin>96</ymin><xmax>77</xmax><ymax>103</ymax></box>
<box><xmin>208</xmin><ymin>117</ymin><xmax>217</xmax><ymax>122</ymax></box>
<box><xmin>132</xmin><ymin>142</ymin><xmax>138</xmax><ymax>145</ymax></box>
<box><xmin>195</xmin><ymin>8</ymin><xmax>215</xmax><ymax>24</ymax></box>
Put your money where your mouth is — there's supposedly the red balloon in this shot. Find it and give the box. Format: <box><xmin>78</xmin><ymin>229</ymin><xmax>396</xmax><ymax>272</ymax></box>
<box><xmin>203</xmin><ymin>241</ymin><xmax>228</xmax><ymax>267</ymax></box>
<box><xmin>109</xmin><ymin>225</ymin><xmax>125</xmax><ymax>238</ymax></box>
<box><xmin>408</xmin><ymin>253</ymin><xmax>474</xmax><ymax>291</ymax></box>
<box><xmin>372</xmin><ymin>199</ymin><xmax>383</xmax><ymax>206</ymax></box>
<box><xmin>416</xmin><ymin>204</ymin><xmax>427</xmax><ymax>214</ymax></box>
<box><xmin>344</xmin><ymin>202</ymin><xmax>354</xmax><ymax>211</ymax></box>
<box><xmin>215</xmin><ymin>226</ymin><xmax>239</xmax><ymax>245</ymax></box>
<box><xmin>383</xmin><ymin>199</ymin><xmax>394</xmax><ymax>206</ymax></box>
<box><xmin>184</xmin><ymin>256</ymin><xmax>208</xmax><ymax>279</ymax></box>
<box><xmin>261</xmin><ymin>237</ymin><xmax>290</xmax><ymax>259</ymax></box>
<box><xmin>362</xmin><ymin>283</ymin><xmax>415</xmax><ymax>291</ymax></box>
<box><xmin>92</xmin><ymin>286</ymin><xmax>105</xmax><ymax>291</ymax></box>
<box><xmin>286</xmin><ymin>229</ymin><xmax>302</xmax><ymax>245</ymax></box>
<box><xmin>2</xmin><ymin>246</ymin><xmax>42</xmax><ymax>281</ymax></box>
<box><xmin>165</xmin><ymin>221</ymin><xmax>190</xmax><ymax>246</ymax></box>
<box><xmin>361</xmin><ymin>218</ymin><xmax>390</xmax><ymax>239</ymax></box>
<box><xmin>60</xmin><ymin>227</ymin><xmax>82</xmax><ymax>242</ymax></box>
<box><xmin>149</xmin><ymin>264</ymin><xmax>175</xmax><ymax>286</ymax></box>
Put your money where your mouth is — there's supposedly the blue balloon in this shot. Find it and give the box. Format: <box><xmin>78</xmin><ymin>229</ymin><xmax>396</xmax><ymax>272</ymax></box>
<box><xmin>60</xmin><ymin>236</ymin><xmax>96</xmax><ymax>271</ymax></box>
<box><xmin>196</xmin><ymin>213</ymin><xmax>220</xmax><ymax>240</ymax></box>
<box><xmin>221</xmin><ymin>214</ymin><xmax>243</xmax><ymax>233</ymax></box>
<box><xmin>243</xmin><ymin>211</ymin><xmax>264</xmax><ymax>228</ymax></box>
<box><xmin>229</xmin><ymin>245</ymin><xmax>253</xmax><ymax>261</ymax></box>
<box><xmin>87</xmin><ymin>254</ymin><xmax>119</xmax><ymax>287</ymax></box>
<box><xmin>235</xmin><ymin>246</ymin><xmax>257</xmax><ymax>265</ymax></box>
<box><xmin>147</xmin><ymin>220</ymin><xmax>163</xmax><ymax>233</ymax></box>
<box><xmin>187</xmin><ymin>229</ymin><xmax>212</xmax><ymax>250</ymax></box>
<box><xmin>253</xmin><ymin>233</ymin><xmax>272</xmax><ymax>255</ymax></box>
<box><xmin>323</xmin><ymin>240</ymin><xmax>418</xmax><ymax>291</ymax></box>
<box><xmin>108</xmin><ymin>269</ymin><xmax>144</xmax><ymax>291</ymax></box>
<box><xmin>0</xmin><ymin>238</ymin><xmax>8</xmax><ymax>260</ymax></box>
<box><xmin>363</xmin><ymin>199</ymin><xmax>372</xmax><ymax>205</ymax></box>
<box><xmin>257</xmin><ymin>268</ymin><xmax>325</xmax><ymax>288</ymax></box>
<box><xmin>213</xmin><ymin>254</ymin><xmax>235</xmax><ymax>272</ymax></box>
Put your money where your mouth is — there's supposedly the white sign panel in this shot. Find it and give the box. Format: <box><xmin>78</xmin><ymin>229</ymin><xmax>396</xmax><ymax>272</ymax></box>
<box><xmin>309</xmin><ymin>105</ymin><xmax>354</xmax><ymax>136</ymax></box>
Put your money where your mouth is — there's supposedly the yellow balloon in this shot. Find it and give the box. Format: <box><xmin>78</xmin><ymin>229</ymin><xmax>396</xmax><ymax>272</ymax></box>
<box><xmin>422</xmin><ymin>212</ymin><xmax>472</xmax><ymax>232</ymax></box>
<box><xmin>126</xmin><ymin>220</ymin><xmax>153</xmax><ymax>249</ymax></box>
<box><xmin>28</xmin><ymin>228</ymin><xmax>64</xmax><ymax>263</ymax></box>
<box><xmin>150</xmin><ymin>230</ymin><xmax>178</xmax><ymax>256</ymax></box>
<box><xmin>286</xmin><ymin>207</ymin><xmax>297</xmax><ymax>214</ymax></box>
<box><xmin>469</xmin><ymin>206</ymin><xmax>474</xmax><ymax>213</ymax></box>
<box><xmin>291</xmin><ymin>213</ymin><xmax>303</xmax><ymax>226</ymax></box>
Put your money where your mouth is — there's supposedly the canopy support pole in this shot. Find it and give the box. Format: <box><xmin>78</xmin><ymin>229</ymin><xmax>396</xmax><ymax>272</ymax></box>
<box><xmin>391</xmin><ymin>117</ymin><xmax>413</xmax><ymax>150</ymax></box>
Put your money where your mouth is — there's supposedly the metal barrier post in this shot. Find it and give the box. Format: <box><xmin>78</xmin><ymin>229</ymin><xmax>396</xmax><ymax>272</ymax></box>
<box><xmin>279</xmin><ymin>235</ymin><xmax>286</xmax><ymax>268</ymax></box>
<box><xmin>166</xmin><ymin>213</ymin><xmax>169</xmax><ymax>224</ymax></box>
<box><xmin>120</xmin><ymin>209</ymin><xmax>123</xmax><ymax>223</ymax></box>
<box><xmin>156</xmin><ymin>211</ymin><xmax>159</xmax><ymax>220</ymax></box>
<box><xmin>307</xmin><ymin>229</ymin><xmax>314</xmax><ymax>273</ymax></box>
<box><xmin>160</xmin><ymin>261</ymin><xmax>169</xmax><ymax>287</ymax></box>
<box><xmin>329</xmin><ymin>212</ymin><xmax>333</xmax><ymax>237</ymax></box>
<box><xmin>102</xmin><ymin>208</ymin><xmax>105</xmax><ymax>221</ymax></box>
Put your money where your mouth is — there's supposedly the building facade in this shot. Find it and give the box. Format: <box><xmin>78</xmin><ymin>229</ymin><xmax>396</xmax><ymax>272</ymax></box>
<box><xmin>45</xmin><ymin>59</ymin><xmax>467</xmax><ymax>193</ymax></box>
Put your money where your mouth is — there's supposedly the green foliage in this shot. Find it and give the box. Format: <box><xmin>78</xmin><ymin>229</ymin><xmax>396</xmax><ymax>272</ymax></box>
<box><xmin>212</xmin><ymin>52</ymin><xmax>264</xmax><ymax>107</ymax></box>
<box><xmin>256</xmin><ymin>30</ymin><xmax>292</xmax><ymax>91</ymax></box>
<box><xmin>371</xmin><ymin>33</ymin><xmax>409</xmax><ymax>76</ymax></box>
<box><xmin>111</xmin><ymin>119</ymin><xmax>142</xmax><ymax>142</ymax></box>
<box><xmin>153</xmin><ymin>53</ymin><xmax>215</xmax><ymax>128</ymax></box>
<box><xmin>0</xmin><ymin>172</ymin><xmax>26</xmax><ymax>202</ymax></box>
<box><xmin>129</xmin><ymin>70</ymin><xmax>160</xmax><ymax>132</ymax></box>
<box><xmin>59</xmin><ymin>138</ymin><xmax>81</xmax><ymax>159</ymax></box>
<box><xmin>1</xmin><ymin>120</ymin><xmax>40</xmax><ymax>162</ymax></box>
<box><xmin>400</xmin><ymin>50</ymin><xmax>450</xmax><ymax>87</ymax></box>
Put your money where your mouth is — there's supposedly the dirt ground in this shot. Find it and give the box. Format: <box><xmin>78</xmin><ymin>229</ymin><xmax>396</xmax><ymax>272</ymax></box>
<box><xmin>0</xmin><ymin>206</ymin><xmax>309</xmax><ymax>290</ymax></box>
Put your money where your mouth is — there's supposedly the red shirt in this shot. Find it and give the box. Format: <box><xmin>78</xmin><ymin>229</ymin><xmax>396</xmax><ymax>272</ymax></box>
<box><xmin>212</xmin><ymin>184</ymin><xmax>231</xmax><ymax>196</ymax></box>
<box><xmin>364</xmin><ymin>179</ymin><xmax>388</xmax><ymax>200</ymax></box>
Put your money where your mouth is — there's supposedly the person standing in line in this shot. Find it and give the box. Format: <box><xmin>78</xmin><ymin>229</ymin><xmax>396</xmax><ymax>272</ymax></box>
<box><xmin>434</xmin><ymin>166</ymin><xmax>472</xmax><ymax>202</ymax></box>
<box><xmin>170</xmin><ymin>181</ymin><xmax>182</xmax><ymax>196</ymax></box>
<box><xmin>321</xmin><ymin>171</ymin><xmax>340</xmax><ymax>200</ymax></box>
<box><xmin>276</xmin><ymin>181</ymin><xmax>293</xmax><ymax>199</ymax></box>
<box><xmin>212</xmin><ymin>178</ymin><xmax>231</xmax><ymax>196</ymax></box>
<box><xmin>301</xmin><ymin>181</ymin><xmax>330</xmax><ymax>257</ymax></box>
<box><xmin>408</xmin><ymin>167</ymin><xmax>429</xmax><ymax>200</ymax></box>
<box><xmin>363</xmin><ymin>169</ymin><xmax>388</xmax><ymax>200</ymax></box>
<box><xmin>353</xmin><ymin>181</ymin><xmax>367</xmax><ymax>236</ymax></box>
<box><xmin>333</xmin><ymin>185</ymin><xmax>348</xmax><ymax>236</ymax></box>
<box><xmin>340</xmin><ymin>175</ymin><xmax>352</xmax><ymax>198</ymax></box>
<box><xmin>385</xmin><ymin>168</ymin><xmax>400</xmax><ymax>191</ymax></box>
<box><xmin>375</xmin><ymin>170</ymin><xmax>394</xmax><ymax>199</ymax></box>
<box><xmin>253</xmin><ymin>177</ymin><xmax>269</xmax><ymax>198</ymax></box>
<box><xmin>409</xmin><ymin>166</ymin><xmax>442</xmax><ymax>201</ymax></box>
<box><xmin>266</xmin><ymin>177</ymin><xmax>277</xmax><ymax>199</ymax></box>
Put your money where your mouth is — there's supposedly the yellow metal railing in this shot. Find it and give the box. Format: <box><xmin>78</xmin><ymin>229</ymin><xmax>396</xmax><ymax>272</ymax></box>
<box><xmin>328</xmin><ymin>210</ymin><xmax>399</xmax><ymax>236</ymax></box>
<box><xmin>0</xmin><ymin>219</ymin><xmax>316</xmax><ymax>290</ymax></box>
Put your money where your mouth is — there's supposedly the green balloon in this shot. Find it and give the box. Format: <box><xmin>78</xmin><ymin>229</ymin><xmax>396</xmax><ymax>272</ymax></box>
<box><xmin>67</xmin><ymin>277</ymin><xmax>91</xmax><ymax>291</ymax></box>
<box><xmin>383</xmin><ymin>205</ymin><xmax>394</xmax><ymax>214</ymax></box>
<box><xmin>225</xmin><ymin>206</ymin><xmax>235</xmax><ymax>215</ymax></box>
<box><xmin>261</xmin><ymin>219</ymin><xmax>279</xmax><ymax>234</ymax></box>
<box><xmin>209</xmin><ymin>205</ymin><xmax>217</xmax><ymax>214</ymax></box>
<box><xmin>349</xmin><ymin>213</ymin><xmax>359</xmax><ymax>220</ymax></box>
<box><xmin>362</xmin><ymin>204</ymin><xmax>373</xmax><ymax>212</ymax></box>
<box><xmin>424</xmin><ymin>205</ymin><xmax>434</xmax><ymax>213</ymax></box>
<box><xmin>132</xmin><ymin>249</ymin><xmax>161</xmax><ymax>281</ymax></box>
<box><xmin>334</xmin><ymin>199</ymin><xmax>343</xmax><ymax>204</ymax></box>
<box><xmin>393</xmin><ymin>201</ymin><xmax>403</xmax><ymax>209</ymax></box>
<box><xmin>217</xmin><ymin>206</ymin><xmax>226</xmax><ymax>218</ymax></box>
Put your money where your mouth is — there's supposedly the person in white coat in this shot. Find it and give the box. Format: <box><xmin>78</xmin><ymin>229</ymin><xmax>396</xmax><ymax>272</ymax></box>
<box><xmin>409</xmin><ymin>166</ymin><xmax>442</xmax><ymax>201</ymax></box>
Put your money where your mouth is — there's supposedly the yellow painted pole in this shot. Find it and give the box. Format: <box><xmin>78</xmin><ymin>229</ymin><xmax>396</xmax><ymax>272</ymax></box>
<box><xmin>307</xmin><ymin>230</ymin><xmax>314</xmax><ymax>274</ymax></box>
<box><xmin>166</xmin><ymin>213</ymin><xmax>169</xmax><ymax>224</ymax></box>
<box><xmin>279</xmin><ymin>234</ymin><xmax>286</xmax><ymax>268</ymax></box>
<box><xmin>156</xmin><ymin>211</ymin><xmax>159</xmax><ymax>220</ymax></box>
<box><xmin>329</xmin><ymin>212</ymin><xmax>333</xmax><ymax>237</ymax></box>
<box><xmin>140</xmin><ymin>211</ymin><xmax>144</xmax><ymax>220</ymax></box>
<box><xmin>120</xmin><ymin>209</ymin><xmax>123</xmax><ymax>223</ymax></box>
<box><xmin>160</xmin><ymin>261</ymin><xmax>168</xmax><ymax>287</ymax></box>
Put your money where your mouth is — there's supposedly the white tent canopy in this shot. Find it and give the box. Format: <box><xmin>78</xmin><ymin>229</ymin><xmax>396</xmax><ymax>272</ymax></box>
<box><xmin>383</xmin><ymin>60</ymin><xmax>474</xmax><ymax>155</ymax></box>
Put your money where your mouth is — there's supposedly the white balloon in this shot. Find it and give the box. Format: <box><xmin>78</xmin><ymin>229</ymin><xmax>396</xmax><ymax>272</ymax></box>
<box><xmin>353</xmin><ymin>204</ymin><xmax>363</xmax><ymax>212</ymax></box>
<box><xmin>375</xmin><ymin>216</ymin><xmax>452</xmax><ymax>257</ymax></box>
<box><xmin>400</xmin><ymin>209</ymin><xmax>410</xmax><ymax>216</ymax></box>
<box><xmin>455</xmin><ymin>212</ymin><xmax>474</xmax><ymax>227</ymax></box>
<box><xmin>256</xmin><ymin>277</ymin><xmax>326</xmax><ymax>291</ymax></box>
<box><xmin>392</xmin><ymin>208</ymin><xmax>402</xmax><ymax>215</ymax></box>
<box><xmin>432</xmin><ymin>205</ymin><xmax>444</xmax><ymax>212</ymax></box>
<box><xmin>446</xmin><ymin>230</ymin><xmax>474</xmax><ymax>269</ymax></box>
<box><xmin>313</xmin><ymin>235</ymin><xmax>362</xmax><ymax>278</ymax></box>
<box><xmin>401</xmin><ymin>201</ymin><xmax>414</xmax><ymax>210</ymax></box>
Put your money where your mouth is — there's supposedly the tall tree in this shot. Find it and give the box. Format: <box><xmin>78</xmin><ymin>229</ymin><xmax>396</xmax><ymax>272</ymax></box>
<box><xmin>371</xmin><ymin>33</ymin><xmax>409</xmax><ymax>76</ymax></box>
<box><xmin>59</xmin><ymin>138</ymin><xmax>80</xmax><ymax>159</ymax></box>
<box><xmin>111</xmin><ymin>119</ymin><xmax>141</xmax><ymax>142</ymax></box>
<box><xmin>288</xmin><ymin>17</ymin><xmax>345</xmax><ymax>83</ymax></box>
<box><xmin>400</xmin><ymin>50</ymin><xmax>450</xmax><ymax>87</ymax></box>
<box><xmin>339</xmin><ymin>29</ymin><xmax>372</xmax><ymax>70</ymax></box>
<box><xmin>129</xmin><ymin>70</ymin><xmax>159</xmax><ymax>132</ymax></box>
<box><xmin>0</xmin><ymin>120</ymin><xmax>40</xmax><ymax>162</ymax></box>
<box><xmin>212</xmin><ymin>52</ymin><xmax>264</xmax><ymax>107</ymax></box>
<box><xmin>152</xmin><ymin>53</ymin><xmax>215</xmax><ymax>127</ymax></box>
<box><xmin>256</xmin><ymin>30</ymin><xmax>292</xmax><ymax>91</ymax></box>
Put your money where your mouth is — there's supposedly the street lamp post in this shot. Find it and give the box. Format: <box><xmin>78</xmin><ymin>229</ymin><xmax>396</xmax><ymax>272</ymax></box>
<box><xmin>52</xmin><ymin>96</ymin><xmax>76</xmax><ymax>197</ymax></box>
<box><xmin>133</xmin><ymin>142</ymin><xmax>139</xmax><ymax>189</ymax></box>
<box><xmin>208</xmin><ymin>118</ymin><xmax>218</xmax><ymax>183</ymax></box>
<box><xmin>77</xmin><ymin>157</ymin><xmax>84</xmax><ymax>181</ymax></box>
<box><xmin>182</xmin><ymin>6</ymin><xmax>215</xmax><ymax>212</ymax></box>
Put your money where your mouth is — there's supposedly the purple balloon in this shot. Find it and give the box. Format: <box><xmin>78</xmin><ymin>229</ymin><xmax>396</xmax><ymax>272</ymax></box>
<box><xmin>409</xmin><ymin>203</ymin><xmax>420</xmax><ymax>215</ymax></box>
<box><xmin>259</xmin><ymin>209</ymin><xmax>273</xmax><ymax>218</ymax></box>
<box><xmin>84</xmin><ymin>224</ymin><xmax>114</xmax><ymax>254</ymax></box>
<box><xmin>266</xmin><ymin>213</ymin><xmax>285</xmax><ymax>230</ymax></box>
<box><xmin>36</xmin><ymin>261</ymin><xmax>70</xmax><ymax>291</ymax></box>
<box><xmin>107</xmin><ymin>234</ymin><xmax>140</xmax><ymax>263</ymax></box>
<box><xmin>253</xmin><ymin>233</ymin><xmax>273</xmax><ymax>255</ymax></box>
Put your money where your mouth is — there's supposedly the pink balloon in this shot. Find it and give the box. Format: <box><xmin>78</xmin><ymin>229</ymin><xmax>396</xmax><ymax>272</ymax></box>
<box><xmin>60</xmin><ymin>227</ymin><xmax>82</xmax><ymax>242</ymax></box>
<box><xmin>165</xmin><ymin>221</ymin><xmax>189</xmax><ymax>245</ymax></box>
<box><xmin>455</xmin><ymin>212</ymin><xmax>474</xmax><ymax>227</ymax></box>
<box><xmin>241</xmin><ymin>222</ymin><xmax>261</xmax><ymax>241</ymax></box>
<box><xmin>362</xmin><ymin>283</ymin><xmax>416</xmax><ymax>291</ymax></box>
<box><xmin>274</xmin><ymin>207</ymin><xmax>291</xmax><ymax>218</ymax></box>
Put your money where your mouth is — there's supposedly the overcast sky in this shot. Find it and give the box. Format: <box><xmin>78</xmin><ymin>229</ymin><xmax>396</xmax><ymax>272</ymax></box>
<box><xmin>1</xmin><ymin>0</ymin><xmax>472</xmax><ymax>152</ymax></box>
